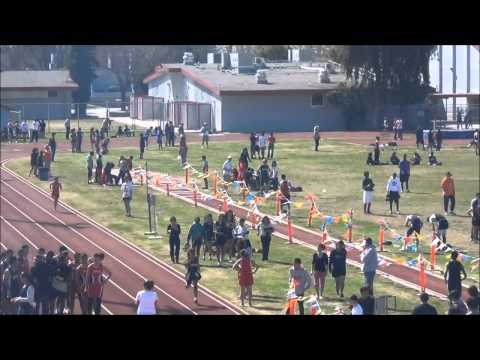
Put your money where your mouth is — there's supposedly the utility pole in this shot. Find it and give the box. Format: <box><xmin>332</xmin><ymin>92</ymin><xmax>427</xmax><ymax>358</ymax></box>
<box><xmin>144</xmin><ymin>160</ymin><xmax>161</xmax><ymax>239</ymax></box>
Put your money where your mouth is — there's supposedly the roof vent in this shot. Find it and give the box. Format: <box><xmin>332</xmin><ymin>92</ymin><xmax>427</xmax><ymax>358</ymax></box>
<box><xmin>256</xmin><ymin>70</ymin><xmax>268</xmax><ymax>84</ymax></box>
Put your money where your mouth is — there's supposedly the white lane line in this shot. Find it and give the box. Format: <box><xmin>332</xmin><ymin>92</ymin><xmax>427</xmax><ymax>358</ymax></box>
<box><xmin>1</xmin><ymin>166</ymin><xmax>244</xmax><ymax>315</ymax></box>
<box><xmin>1</xmin><ymin>242</ymin><xmax>7</xmax><ymax>251</ymax></box>
<box><xmin>0</xmin><ymin>212</ymin><xmax>114</xmax><ymax>315</ymax></box>
<box><xmin>0</xmin><ymin>181</ymin><xmax>197</xmax><ymax>315</ymax></box>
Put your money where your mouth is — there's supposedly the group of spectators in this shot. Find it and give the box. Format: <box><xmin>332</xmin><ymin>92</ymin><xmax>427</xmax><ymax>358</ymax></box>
<box><xmin>1</xmin><ymin>244</ymin><xmax>112</xmax><ymax>315</ymax></box>
<box><xmin>4</xmin><ymin>118</ymin><xmax>46</xmax><ymax>143</ymax></box>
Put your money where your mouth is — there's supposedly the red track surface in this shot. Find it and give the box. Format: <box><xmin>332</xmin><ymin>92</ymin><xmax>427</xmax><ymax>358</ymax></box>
<box><xmin>0</xmin><ymin>131</ymin><xmax>473</xmax><ymax>315</ymax></box>
<box><xmin>1</xmin><ymin>140</ymin><xmax>246</xmax><ymax>315</ymax></box>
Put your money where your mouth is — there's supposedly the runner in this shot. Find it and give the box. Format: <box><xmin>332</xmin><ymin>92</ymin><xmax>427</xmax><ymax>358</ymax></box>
<box><xmin>185</xmin><ymin>249</ymin><xmax>201</xmax><ymax>304</ymax></box>
<box><xmin>232</xmin><ymin>249</ymin><xmax>258</xmax><ymax>307</ymax></box>
<box><xmin>311</xmin><ymin>243</ymin><xmax>328</xmax><ymax>299</ymax></box>
<box><xmin>85</xmin><ymin>253</ymin><xmax>112</xmax><ymax>315</ymax></box>
<box><xmin>135</xmin><ymin>280</ymin><xmax>159</xmax><ymax>315</ymax></box>
<box><xmin>49</xmin><ymin>177</ymin><xmax>62</xmax><ymax>211</ymax></box>
<box><xmin>288</xmin><ymin>258</ymin><xmax>312</xmax><ymax>315</ymax></box>
<box><xmin>121</xmin><ymin>175</ymin><xmax>133</xmax><ymax>217</ymax></box>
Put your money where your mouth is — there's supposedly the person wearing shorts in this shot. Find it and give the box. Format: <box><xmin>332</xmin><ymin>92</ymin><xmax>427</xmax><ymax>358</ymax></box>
<box><xmin>311</xmin><ymin>244</ymin><xmax>329</xmax><ymax>298</ymax></box>
<box><xmin>329</xmin><ymin>241</ymin><xmax>347</xmax><ymax>298</ymax></box>
<box><xmin>362</xmin><ymin>171</ymin><xmax>375</xmax><ymax>214</ymax></box>
<box><xmin>85</xmin><ymin>253</ymin><xmax>111</xmax><ymax>315</ymax></box>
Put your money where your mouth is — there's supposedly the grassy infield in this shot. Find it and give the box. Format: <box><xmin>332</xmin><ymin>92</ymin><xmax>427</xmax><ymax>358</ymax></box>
<box><xmin>6</xmin><ymin>136</ymin><xmax>480</xmax><ymax>315</ymax></box>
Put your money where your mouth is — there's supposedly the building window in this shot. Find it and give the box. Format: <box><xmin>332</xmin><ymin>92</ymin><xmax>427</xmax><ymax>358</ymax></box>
<box><xmin>48</xmin><ymin>90</ymin><xmax>58</xmax><ymax>98</ymax></box>
<box><xmin>311</xmin><ymin>94</ymin><xmax>324</xmax><ymax>107</ymax></box>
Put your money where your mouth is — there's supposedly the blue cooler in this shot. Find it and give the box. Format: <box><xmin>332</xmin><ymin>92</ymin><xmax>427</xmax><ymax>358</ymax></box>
<box><xmin>38</xmin><ymin>167</ymin><xmax>49</xmax><ymax>181</ymax></box>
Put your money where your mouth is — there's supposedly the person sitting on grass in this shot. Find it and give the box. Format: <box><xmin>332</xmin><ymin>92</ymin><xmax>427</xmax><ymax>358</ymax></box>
<box><xmin>349</xmin><ymin>294</ymin><xmax>363</xmax><ymax>315</ymax></box>
<box><xmin>358</xmin><ymin>286</ymin><xmax>375</xmax><ymax>315</ymax></box>
<box><xmin>411</xmin><ymin>151</ymin><xmax>422</xmax><ymax>165</ymax></box>
<box><xmin>390</xmin><ymin>151</ymin><xmax>400</xmax><ymax>165</ymax></box>
<box><xmin>412</xmin><ymin>292</ymin><xmax>437</xmax><ymax>315</ymax></box>
<box><xmin>428</xmin><ymin>151</ymin><xmax>442</xmax><ymax>166</ymax></box>
<box><xmin>366</xmin><ymin>152</ymin><xmax>375</xmax><ymax>166</ymax></box>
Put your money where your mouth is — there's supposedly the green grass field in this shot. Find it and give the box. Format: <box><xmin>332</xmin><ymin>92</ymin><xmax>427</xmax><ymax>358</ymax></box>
<box><xmin>9</xmin><ymin>138</ymin><xmax>476</xmax><ymax>314</ymax></box>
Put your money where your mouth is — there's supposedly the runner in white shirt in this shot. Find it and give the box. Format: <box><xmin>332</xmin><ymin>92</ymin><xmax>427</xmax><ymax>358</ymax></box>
<box><xmin>135</xmin><ymin>280</ymin><xmax>159</xmax><ymax>315</ymax></box>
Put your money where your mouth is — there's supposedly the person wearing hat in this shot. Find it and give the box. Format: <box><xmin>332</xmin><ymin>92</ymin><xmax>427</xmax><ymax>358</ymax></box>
<box><xmin>222</xmin><ymin>155</ymin><xmax>233</xmax><ymax>182</ymax></box>
<box><xmin>441</xmin><ymin>172</ymin><xmax>456</xmax><ymax>216</ymax></box>
<box><xmin>428</xmin><ymin>213</ymin><xmax>449</xmax><ymax>244</ymax></box>
<box><xmin>360</xmin><ymin>237</ymin><xmax>378</xmax><ymax>294</ymax></box>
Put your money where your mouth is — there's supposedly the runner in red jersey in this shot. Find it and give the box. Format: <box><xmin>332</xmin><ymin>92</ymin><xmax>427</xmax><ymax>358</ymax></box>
<box><xmin>84</xmin><ymin>253</ymin><xmax>112</xmax><ymax>315</ymax></box>
<box><xmin>49</xmin><ymin>177</ymin><xmax>62</xmax><ymax>211</ymax></box>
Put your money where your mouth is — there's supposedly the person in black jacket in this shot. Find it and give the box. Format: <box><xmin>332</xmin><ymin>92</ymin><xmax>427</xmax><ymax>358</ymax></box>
<box><xmin>358</xmin><ymin>285</ymin><xmax>375</xmax><ymax>315</ymax></box>
<box><xmin>30</xmin><ymin>254</ymin><xmax>51</xmax><ymax>314</ymax></box>
<box><xmin>139</xmin><ymin>133</ymin><xmax>145</xmax><ymax>160</ymax></box>
<box><xmin>95</xmin><ymin>154</ymin><xmax>103</xmax><ymax>185</ymax></box>
<box><xmin>416</xmin><ymin>126</ymin><xmax>424</xmax><ymax>150</ymax></box>
<box><xmin>435</xmin><ymin>129</ymin><xmax>443</xmax><ymax>151</ymax></box>
<box><xmin>329</xmin><ymin>240</ymin><xmax>347</xmax><ymax>298</ymax></box>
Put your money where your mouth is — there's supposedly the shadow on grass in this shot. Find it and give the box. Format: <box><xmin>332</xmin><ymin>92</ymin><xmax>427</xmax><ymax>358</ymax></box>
<box><xmin>267</xmin><ymin>259</ymin><xmax>294</xmax><ymax>266</ymax></box>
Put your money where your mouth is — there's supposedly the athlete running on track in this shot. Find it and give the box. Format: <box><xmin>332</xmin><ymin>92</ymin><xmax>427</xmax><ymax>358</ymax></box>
<box><xmin>84</xmin><ymin>253</ymin><xmax>112</xmax><ymax>315</ymax></box>
<box><xmin>49</xmin><ymin>177</ymin><xmax>62</xmax><ymax>211</ymax></box>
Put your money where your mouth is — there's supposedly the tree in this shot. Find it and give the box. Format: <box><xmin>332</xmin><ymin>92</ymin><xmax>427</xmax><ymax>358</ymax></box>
<box><xmin>329</xmin><ymin>45</ymin><xmax>437</xmax><ymax>127</ymax></box>
<box><xmin>0</xmin><ymin>45</ymin><xmax>59</xmax><ymax>71</ymax></box>
<box><xmin>67</xmin><ymin>45</ymin><xmax>97</xmax><ymax>117</ymax></box>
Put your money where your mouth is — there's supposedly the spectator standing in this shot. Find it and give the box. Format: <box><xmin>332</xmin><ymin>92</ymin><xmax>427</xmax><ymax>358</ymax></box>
<box><xmin>288</xmin><ymin>258</ymin><xmax>312</xmax><ymax>315</ymax></box>
<box><xmin>280</xmin><ymin>174</ymin><xmax>291</xmax><ymax>214</ymax></box>
<box><xmin>201</xmin><ymin>155</ymin><xmax>209</xmax><ymax>189</ymax></box>
<box><xmin>135</xmin><ymin>280</ymin><xmax>159</xmax><ymax>315</ymax></box>
<box><xmin>238</xmin><ymin>147</ymin><xmax>250</xmax><ymax>181</ymax></box>
<box><xmin>267</xmin><ymin>132</ymin><xmax>276</xmax><ymax>159</ymax></box>
<box><xmin>187</xmin><ymin>217</ymin><xmax>205</xmax><ymax>258</ymax></box>
<box><xmin>311</xmin><ymin>244</ymin><xmax>329</xmax><ymax>299</ymax></box>
<box><xmin>397</xmin><ymin>118</ymin><xmax>403</xmax><ymax>140</ymax></box>
<box><xmin>70</xmin><ymin>129</ymin><xmax>77</xmax><ymax>153</ymax></box>
<box><xmin>64</xmin><ymin>118</ymin><xmax>71</xmax><ymax>139</ymax></box>
<box><xmin>28</xmin><ymin>148</ymin><xmax>39</xmax><ymax>177</ymax></box>
<box><xmin>200</xmin><ymin>122</ymin><xmax>209</xmax><ymax>148</ymax></box>
<box><xmin>386</xmin><ymin>172</ymin><xmax>402</xmax><ymax>215</ymax></box>
<box><xmin>167</xmin><ymin>216</ymin><xmax>181</xmax><ymax>264</ymax></box>
<box><xmin>360</xmin><ymin>237</ymin><xmax>378</xmax><ymax>294</ymax></box>
<box><xmin>11</xmin><ymin>272</ymin><xmax>36</xmax><ymax>315</ymax></box>
<box><xmin>329</xmin><ymin>241</ymin><xmax>347</xmax><ymax>298</ymax></box>
<box><xmin>249</xmin><ymin>132</ymin><xmax>257</xmax><ymax>159</ymax></box>
<box><xmin>30</xmin><ymin>254</ymin><xmax>50</xmax><ymax>314</ymax></box>
<box><xmin>20</xmin><ymin>120</ymin><xmax>28</xmax><ymax>142</ymax></box>
<box><xmin>444</xmin><ymin>251</ymin><xmax>467</xmax><ymax>295</ymax></box>
<box><xmin>435</xmin><ymin>129</ymin><xmax>443</xmax><ymax>151</ymax></box>
<box><xmin>362</xmin><ymin>171</ymin><xmax>375</xmax><ymax>214</ymax></box>
<box><xmin>313</xmin><ymin>125</ymin><xmax>321</xmax><ymax>151</ymax></box>
<box><xmin>412</xmin><ymin>293</ymin><xmax>437</xmax><ymax>315</ymax></box>
<box><xmin>258</xmin><ymin>216</ymin><xmax>274</xmax><ymax>261</ymax></box>
<box><xmin>270</xmin><ymin>160</ymin><xmax>279</xmax><ymax>191</ymax></box>
<box><xmin>76</xmin><ymin>128</ymin><xmax>83</xmax><ymax>153</ymax></box>
<box><xmin>95</xmin><ymin>154</ymin><xmax>103</xmax><ymax>185</ymax></box>
<box><xmin>399</xmin><ymin>154</ymin><xmax>410</xmax><ymax>192</ymax></box>
<box><xmin>121</xmin><ymin>175</ymin><xmax>133</xmax><ymax>217</ymax></box>
<box><xmin>48</xmin><ymin>133</ymin><xmax>57</xmax><ymax>162</ymax></box>
<box><xmin>416</xmin><ymin>126</ymin><xmax>425</xmax><ymax>150</ymax></box>
<box><xmin>456</xmin><ymin>108</ymin><xmax>463</xmax><ymax>129</ymax></box>
<box><xmin>139</xmin><ymin>133</ymin><xmax>145</xmax><ymax>160</ymax></box>
<box><xmin>441</xmin><ymin>172</ymin><xmax>456</xmax><ymax>215</ymax></box>
<box><xmin>30</xmin><ymin>119</ymin><xmax>39</xmax><ymax>143</ymax></box>
<box><xmin>258</xmin><ymin>132</ymin><xmax>267</xmax><ymax>159</ymax></box>
<box><xmin>466</xmin><ymin>193</ymin><xmax>480</xmax><ymax>243</ymax></box>
<box><xmin>86</xmin><ymin>152</ymin><xmax>94</xmax><ymax>184</ymax></box>
<box><xmin>156</xmin><ymin>126</ymin><xmax>163</xmax><ymax>150</ymax></box>
<box><xmin>222</xmin><ymin>155</ymin><xmax>233</xmax><ymax>182</ymax></box>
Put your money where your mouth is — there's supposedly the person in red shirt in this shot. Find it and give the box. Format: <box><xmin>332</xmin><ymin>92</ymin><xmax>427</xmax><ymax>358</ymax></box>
<box><xmin>267</xmin><ymin>132</ymin><xmax>276</xmax><ymax>159</ymax></box>
<box><xmin>84</xmin><ymin>253</ymin><xmax>112</xmax><ymax>315</ymax></box>
<box><xmin>49</xmin><ymin>177</ymin><xmax>62</xmax><ymax>211</ymax></box>
<box><xmin>280</xmin><ymin>174</ymin><xmax>291</xmax><ymax>215</ymax></box>
<box><xmin>441</xmin><ymin>172</ymin><xmax>456</xmax><ymax>215</ymax></box>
